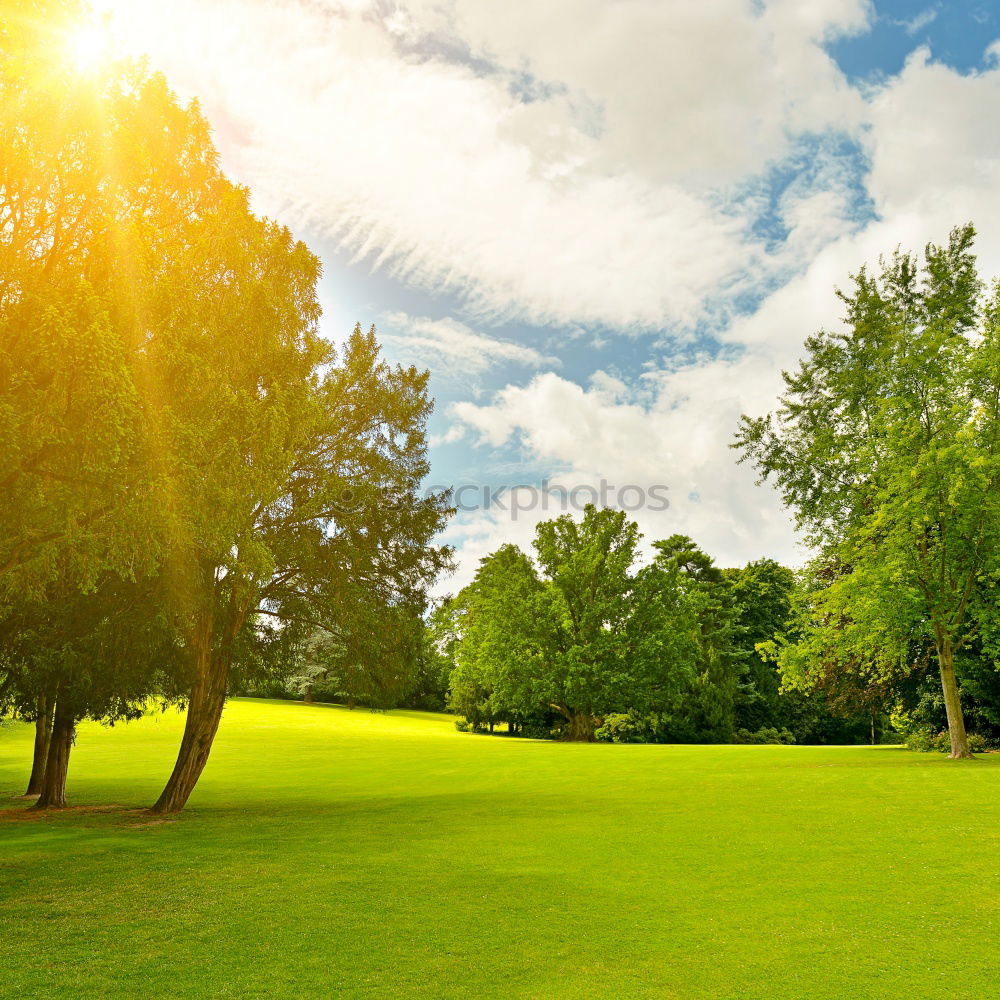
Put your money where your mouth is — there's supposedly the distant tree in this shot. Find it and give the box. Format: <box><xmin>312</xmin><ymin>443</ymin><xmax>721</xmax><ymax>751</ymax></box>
<box><xmin>403</xmin><ymin>607</ymin><xmax>455</xmax><ymax>713</ymax></box>
<box><xmin>446</xmin><ymin>513</ymin><xmax>751</xmax><ymax>742</ymax></box>
<box><xmin>736</xmin><ymin>224</ymin><xmax>1000</xmax><ymax>758</ymax></box>
<box><xmin>724</xmin><ymin>559</ymin><xmax>796</xmax><ymax>731</ymax></box>
<box><xmin>446</xmin><ymin>545</ymin><xmax>551</xmax><ymax>733</ymax></box>
<box><xmin>530</xmin><ymin>507</ymin><xmax>646</xmax><ymax>740</ymax></box>
<box><xmin>643</xmin><ymin>536</ymin><xmax>741</xmax><ymax>743</ymax></box>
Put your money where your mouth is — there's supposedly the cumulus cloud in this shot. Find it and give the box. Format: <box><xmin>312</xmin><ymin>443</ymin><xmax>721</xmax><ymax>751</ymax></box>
<box><xmin>442</xmin><ymin>357</ymin><xmax>804</xmax><ymax>592</ymax></box>
<box><xmin>440</xmin><ymin>43</ymin><xmax>1000</xmax><ymax>583</ymax></box>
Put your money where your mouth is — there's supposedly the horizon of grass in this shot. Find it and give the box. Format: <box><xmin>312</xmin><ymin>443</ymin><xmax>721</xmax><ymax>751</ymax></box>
<box><xmin>1</xmin><ymin>698</ymin><xmax>998</xmax><ymax>999</ymax></box>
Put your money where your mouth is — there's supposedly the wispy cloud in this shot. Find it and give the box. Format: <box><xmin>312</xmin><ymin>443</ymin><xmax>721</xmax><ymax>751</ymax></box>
<box><xmin>100</xmin><ymin>0</ymin><xmax>869</xmax><ymax>333</ymax></box>
<box><xmin>891</xmin><ymin>6</ymin><xmax>939</xmax><ymax>36</ymax></box>
<box><xmin>378</xmin><ymin>311</ymin><xmax>558</xmax><ymax>379</ymax></box>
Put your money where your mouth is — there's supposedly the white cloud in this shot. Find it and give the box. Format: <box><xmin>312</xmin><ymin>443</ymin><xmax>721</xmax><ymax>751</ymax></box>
<box><xmin>892</xmin><ymin>6</ymin><xmax>939</xmax><ymax>36</ymax></box>
<box><xmin>443</xmin><ymin>359</ymin><xmax>804</xmax><ymax>592</ymax></box>
<box><xmin>97</xmin><ymin>0</ymin><xmax>868</xmax><ymax>332</ymax></box>
<box><xmin>94</xmin><ymin>1</ymin><xmax>1000</xmax><ymax>581</ymax></box>
<box><xmin>441</xmin><ymin>44</ymin><xmax>1000</xmax><ymax>581</ymax></box>
<box><xmin>378</xmin><ymin>311</ymin><xmax>556</xmax><ymax>378</ymax></box>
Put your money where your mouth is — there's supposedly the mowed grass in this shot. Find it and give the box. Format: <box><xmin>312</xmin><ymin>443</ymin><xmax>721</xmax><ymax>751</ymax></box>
<box><xmin>1</xmin><ymin>701</ymin><xmax>998</xmax><ymax>1000</ymax></box>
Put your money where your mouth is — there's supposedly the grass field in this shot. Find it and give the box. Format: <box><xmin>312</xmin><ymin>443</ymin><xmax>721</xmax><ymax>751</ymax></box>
<box><xmin>1</xmin><ymin>699</ymin><xmax>997</xmax><ymax>999</ymax></box>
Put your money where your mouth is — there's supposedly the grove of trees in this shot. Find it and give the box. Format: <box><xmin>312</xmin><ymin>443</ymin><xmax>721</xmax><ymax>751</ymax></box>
<box><xmin>430</xmin><ymin>507</ymin><xmax>880</xmax><ymax>744</ymax></box>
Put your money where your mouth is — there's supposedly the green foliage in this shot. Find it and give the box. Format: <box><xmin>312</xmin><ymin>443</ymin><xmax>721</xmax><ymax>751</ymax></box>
<box><xmin>594</xmin><ymin>711</ymin><xmax>660</xmax><ymax>744</ymax></box>
<box><xmin>737</xmin><ymin>224</ymin><xmax>1000</xmax><ymax>757</ymax></box>
<box><xmin>444</xmin><ymin>512</ymin><xmax>776</xmax><ymax>743</ymax></box>
<box><xmin>446</xmin><ymin>507</ymin><xmax>708</xmax><ymax>741</ymax></box>
<box><xmin>1</xmin><ymin>4</ymin><xmax>453</xmax><ymax>809</ymax></box>
<box><xmin>637</xmin><ymin>535</ymin><xmax>740</xmax><ymax>743</ymax></box>
<box><xmin>725</xmin><ymin>559</ymin><xmax>796</xmax><ymax>731</ymax></box>
<box><xmin>733</xmin><ymin>727</ymin><xmax>797</xmax><ymax>745</ymax></box>
<box><xmin>905</xmin><ymin>728</ymin><xmax>993</xmax><ymax>754</ymax></box>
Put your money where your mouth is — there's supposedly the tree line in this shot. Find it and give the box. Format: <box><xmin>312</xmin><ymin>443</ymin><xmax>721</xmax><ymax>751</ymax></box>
<box><xmin>237</xmin><ymin>226</ymin><xmax>1000</xmax><ymax>756</ymax></box>
<box><xmin>1</xmin><ymin>1</ymin><xmax>451</xmax><ymax>811</ymax></box>
<box><xmin>350</xmin><ymin>226</ymin><xmax>1000</xmax><ymax>754</ymax></box>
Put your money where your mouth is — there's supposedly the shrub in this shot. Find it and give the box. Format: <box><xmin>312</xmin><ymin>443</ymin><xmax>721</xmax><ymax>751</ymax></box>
<box><xmin>905</xmin><ymin>728</ymin><xmax>993</xmax><ymax>753</ymax></box>
<box><xmin>595</xmin><ymin>711</ymin><xmax>657</xmax><ymax>744</ymax></box>
<box><xmin>519</xmin><ymin>721</ymin><xmax>555</xmax><ymax>740</ymax></box>
<box><xmin>454</xmin><ymin>718</ymin><xmax>471</xmax><ymax>733</ymax></box>
<box><xmin>734</xmin><ymin>726</ymin><xmax>796</xmax><ymax>745</ymax></box>
<box><xmin>968</xmin><ymin>732</ymin><xmax>993</xmax><ymax>753</ymax></box>
<box><xmin>904</xmin><ymin>728</ymin><xmax>936</xmax><ymax>752</ymax></box>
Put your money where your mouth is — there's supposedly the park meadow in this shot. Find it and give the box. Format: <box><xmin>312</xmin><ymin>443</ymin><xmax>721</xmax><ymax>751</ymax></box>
<box><xmin>4</xmin><ymin>3</ymin><xmax>1000</xmax><ymax>999</ymax></box>
<box><xmin>2</xmin><ymin>699</ymin><xmax>999</xmax><ymax>999</ymax></box>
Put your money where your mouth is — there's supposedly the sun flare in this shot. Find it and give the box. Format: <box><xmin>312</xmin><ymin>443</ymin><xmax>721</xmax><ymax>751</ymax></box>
<box><xmin>68</xmin><ymin>21</ymin><xmax>111</xmax><ymax>73</ymax></box>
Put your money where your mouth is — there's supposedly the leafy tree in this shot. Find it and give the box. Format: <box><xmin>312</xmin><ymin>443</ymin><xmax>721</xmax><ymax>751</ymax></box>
<box><xmin>447</xmin><ymin>545</ymin><xmax>550</xmax><ymax>732</ymax></box>
<box><xmin>3</xmin><ymin>3</ymin><xmax>452</xmax><ymax>811</ymax></box>
<box><xmin>151</xmin><ymin>326</ymin><xmax>452</xmax><ymax>813</ymax></box>
<box><xmin>1</xmin><ymin>1</ymin><xmax>231</xmax><ymax>805</ymax></box>
<box><xmin>531</xmin><ymin>507</ymin><xmax>644</xmax><ymax>740</ymax></box>
<box><xmin>737</xmin><ymin>224</ymin><xmax>1000</xmax><ymax>757</ymax></box>
<box><xmin>641</xmin><ymin>536</ymin><xmax>740</xmax><ymax>743</ymax></box>
<box><xmin>724</xmin><ymin>559</ymin><xmax>796</xmax><ymax>731</ymax></box>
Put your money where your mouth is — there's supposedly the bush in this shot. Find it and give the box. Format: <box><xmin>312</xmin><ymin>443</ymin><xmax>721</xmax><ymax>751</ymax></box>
<box><xmin>903</xmin><ymin>728</ymin><xmax>936</xmax><ymax>752</ymax></box>
<box><xmin>905</xmin><ymin>728</ymin><xmax>994</xmax><ymax>753</ymax></box>
<box><xmin>968</xmin><ymin>732</ymin><xmax>993</xmax><ymax>753</ymax></box>
<box><xmin>733</xmin><ymin>726</ymin><xmax>796</xmax><ymax>745</ymax></box>
<box><xmin>454</xmin><ymin>718</ymin><xmax>471</xmax><ymax>732</ymax></box>
<box><xmin>519</xmin><ymin>721</ymin><xmax>555</xmax><ymax>740</ymax></box>
<box><xmin>595</xmin><ymin>711</ymin><xmax>657</xmax><ymax>744</ymax></box>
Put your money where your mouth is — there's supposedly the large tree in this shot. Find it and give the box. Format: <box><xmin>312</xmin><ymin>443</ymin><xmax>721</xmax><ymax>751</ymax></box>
<box><xmin>0</xmin><ymin>2</ymin><xmax>220</xmax><ymax>598</ymax></box>
<box><xmin>1</xmin><ymin>0</ymin><xmax>230</xmax><ymax>805</ymax></box>
<box><xmin>736</xmin><ymin>224</ymin><xmax>1000</xmax><ymax>758</ymax></box>
<box><xmin>3</xmin><ymin>3</ymin><xmax>452</xmax><ymax>811</ymax></box>
<box><xmin>150</xmin><ymin>326</ymin><xmax>452</xmax><ymax>813</ymax></box>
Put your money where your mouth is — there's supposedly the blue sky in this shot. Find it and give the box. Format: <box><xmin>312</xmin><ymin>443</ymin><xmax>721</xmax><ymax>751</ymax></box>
<box><xmin>96</xmin><ymin>0</ymin><xmax>1000</xmax><ymax>588</ymax></box>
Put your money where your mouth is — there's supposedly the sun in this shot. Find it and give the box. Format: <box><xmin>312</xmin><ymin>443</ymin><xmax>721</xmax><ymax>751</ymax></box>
<box><xmin>68</xmin><ymin>21</ymin><xmax>112</xmax><ymax>73</ymax></box>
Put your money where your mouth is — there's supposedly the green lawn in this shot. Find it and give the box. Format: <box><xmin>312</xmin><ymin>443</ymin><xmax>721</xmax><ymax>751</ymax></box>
<box><xmin>1</xmin><ymin>700</ymin><xmax>997</xmax><ymax>999</ymax></box>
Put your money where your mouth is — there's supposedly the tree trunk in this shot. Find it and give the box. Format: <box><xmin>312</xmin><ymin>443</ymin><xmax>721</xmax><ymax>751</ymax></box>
<box><xmin>151</xmin><ymin>627</ymin><xmax>230</xmax><ymax>814</ymax></box>
<box><xmin>937</xmin><ymin>638</ymin><xmax>974</xmax><ymax>759</ymax></box>
<box><xmin>303</xmin><ymin>684</ymin><xmax>314</xmax><ymax>705</ymax></box>
<box><xmin>347</xmin><ymin>696</ymin><xmax>355</xmax><ymax>710</ymax></box>
<box><xmin>25</xmin><ymin>693</ymin><xmax>53</xmax><ymax>796</ymax></box>
<box><xmin>32</xmin><ymin>700</ymin><xmax>74</xmax><ymax>809</ymax></box>
<box><xmin>565</xmin><ymin>711</ymin><xmax>595</xmax><ymax>742</ymax></box>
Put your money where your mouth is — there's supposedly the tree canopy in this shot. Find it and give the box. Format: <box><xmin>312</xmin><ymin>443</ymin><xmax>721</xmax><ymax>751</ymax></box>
<box><xmin>736</xmin><ymin>224</ymin><xmax>1000</xmax><ymax>758</ymax></box>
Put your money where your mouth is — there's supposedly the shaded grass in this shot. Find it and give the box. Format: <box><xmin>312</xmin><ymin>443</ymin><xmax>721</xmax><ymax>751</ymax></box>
<box><xmin>1</xmin><ymin>699</ymin><xmax>998</xmax><ymax>999</ymax></box>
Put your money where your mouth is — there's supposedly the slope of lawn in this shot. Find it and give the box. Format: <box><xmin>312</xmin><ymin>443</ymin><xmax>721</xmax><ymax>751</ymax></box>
<box><xmin>1</xmin><ymin>699</ymin><xmax>997</xmax><ymax>1000</ymax></box>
